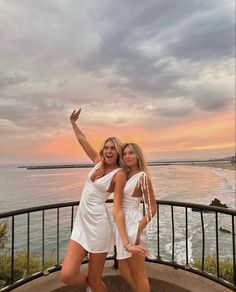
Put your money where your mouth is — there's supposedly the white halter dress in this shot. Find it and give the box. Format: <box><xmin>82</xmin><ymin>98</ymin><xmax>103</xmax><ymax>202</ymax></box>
<box><xmin>71</xmin><ymin>163</ymin><xmax>120</xmax><ymax>253</ymax></box>
<box><xmin>114</xmin><ymin>171</ymin><xmax>149</xmax><ymax>259</ymax></box>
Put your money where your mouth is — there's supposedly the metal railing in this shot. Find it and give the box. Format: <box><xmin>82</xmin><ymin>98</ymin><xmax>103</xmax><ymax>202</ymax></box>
<box><xmin>0</xmin><ymin>200</ymin><xmax>235</xmax><ymax>291</ymax></box>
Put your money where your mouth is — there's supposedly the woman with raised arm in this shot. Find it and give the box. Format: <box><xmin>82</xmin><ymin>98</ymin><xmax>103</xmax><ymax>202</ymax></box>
<box><xmin>60</xmin><ymin>109</ymin><xmax>147</xmax><ymax>292</ymax></box>
<box><xmin>113</xmin><ymin>143</ymin><xmax>157</xmax><ymax>292</ymax></box>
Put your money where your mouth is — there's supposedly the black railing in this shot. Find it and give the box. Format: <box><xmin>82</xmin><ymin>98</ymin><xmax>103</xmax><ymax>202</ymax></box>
<box><xmin>0</xmin><ymin>200</ymin><xmax>235</xmax><ymax>291</ymax></box>
<box><xmin>148</xmin><ymin>200</ymin><xmax>236</xmax><ymax>291</ymax></box>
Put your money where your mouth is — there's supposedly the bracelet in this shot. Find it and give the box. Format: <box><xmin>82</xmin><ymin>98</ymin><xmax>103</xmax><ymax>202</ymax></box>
<box><xmin>124</xmin><ymin>242</ymin><xmax>130</xmax><ymax>249</ymax></box>
<box><xmin>124</xmin><ymin>242</ymin><xmax>132</xmax><ymax>251</ymax></box>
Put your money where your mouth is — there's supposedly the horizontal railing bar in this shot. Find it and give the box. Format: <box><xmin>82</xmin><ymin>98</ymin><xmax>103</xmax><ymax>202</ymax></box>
<box><xmin>0</xmin><ymin>201</ymin><xmax>80</xmax><ymax>217</ymax></box>
<box><xmin>1</xmin><ymin>199</ymin><xmax>235</xmax><ymax>218</ymax></box>
<box><xmin>0</xmin><ymin>199</ymin><xmax>235</xmax><ymax>292</ymax></box>
<box><xmin>157</xmin><ymin>200</ymin><xmax>236</xmax><ymax>215</ymax></box>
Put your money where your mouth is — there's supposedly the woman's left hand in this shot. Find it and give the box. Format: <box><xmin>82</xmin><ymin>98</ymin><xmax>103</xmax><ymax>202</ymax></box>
<box><xmin>127</xmin><ymin>244</ymin><xmax>149</xmax><ymax>257</ymax></box>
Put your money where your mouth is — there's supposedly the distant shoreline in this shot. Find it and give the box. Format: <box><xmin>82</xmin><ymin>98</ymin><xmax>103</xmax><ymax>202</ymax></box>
<box><xmin>17</xmin><ymin>161</ymin><xmax>236</xmax><ymax>170</ymax></box>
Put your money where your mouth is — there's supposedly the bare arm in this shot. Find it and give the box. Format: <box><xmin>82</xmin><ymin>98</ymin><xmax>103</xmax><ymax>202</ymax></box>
<box><xmin>70</xmin><ymin>109</ymin><xmax>100</xmax><ymax>163</ymax></box>
<box><xmin>112</xmin><ymin>170</ymin><xmax>148</xmax><ymax>256</ymax></box>
<box><xmin>112</xmin><ymin>170</ymin><xmax>129</xmax><ymax>245</ymax></box>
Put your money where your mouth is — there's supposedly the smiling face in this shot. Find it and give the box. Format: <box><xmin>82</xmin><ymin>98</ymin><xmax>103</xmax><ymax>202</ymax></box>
<box><xmin>102</xmin><ymin>140</ymin><xmax>119</xmax><ymax>165</ymax></box>
<box><xmin>122</xmin><ymin>145</ymin><xmax>139</xmax><ymax>168</ymax></box>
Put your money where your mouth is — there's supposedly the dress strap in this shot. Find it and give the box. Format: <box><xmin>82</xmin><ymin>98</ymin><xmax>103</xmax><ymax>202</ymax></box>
<box><xmin>127</xmin><ymin>172</ymin><xmax>143</xmax><ymax>198</ymax></box>
<box><xmin>88</xmin><ymin>161</ymin><xmax>102</xmax><ymax>177</ymax></box>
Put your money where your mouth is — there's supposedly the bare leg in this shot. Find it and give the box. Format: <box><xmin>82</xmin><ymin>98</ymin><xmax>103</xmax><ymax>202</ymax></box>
<box><xmin>127</xmin><ymin>254</ymin><xmax>150</xmax><ymax>292</ymax></box>
<box><xmin>87</xmin><ymin>252</ymin><xmax>107</xmax><ymax>292</ymax></box>
<box><xmin>118</xmin><ymin>259</ymin><xmax>136</xmax><ymax>290</ymax></box>
<box><xmin>60</xmin><ymin>240</ymin><xmax>88</xmax><ymax>286</ymax></box>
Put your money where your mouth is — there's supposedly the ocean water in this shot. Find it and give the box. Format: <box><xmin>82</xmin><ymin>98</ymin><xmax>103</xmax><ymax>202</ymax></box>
<box><xmin>0</xmin><ymin>164</ymin><xmax>235</xmax><ymax>264</ymax></box>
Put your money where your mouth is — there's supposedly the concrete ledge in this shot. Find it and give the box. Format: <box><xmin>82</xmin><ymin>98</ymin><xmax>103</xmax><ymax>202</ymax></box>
<box><xmin>13</xmin><ymin>261</ymin><xmax>232</xmax><ymax>292</ymax></box>
<box><xmin>146</xmin><ymin>262</ymin><xmax>231</xmax><ymax>292</ymax></box>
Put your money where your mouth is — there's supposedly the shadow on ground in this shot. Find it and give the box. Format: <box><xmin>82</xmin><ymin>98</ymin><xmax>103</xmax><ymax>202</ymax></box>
<box><xmin>52</xmin><ymin>275</ymin><xmax>191</xmax><ymax>292</ymax></box>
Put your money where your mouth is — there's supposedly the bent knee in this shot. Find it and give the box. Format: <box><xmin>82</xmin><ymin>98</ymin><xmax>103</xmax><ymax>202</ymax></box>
<box><xmin>132</xmin><ymin>273</ymin><xmax>148</xmax><ymax>283</ymax></box>
<box><xmin>60</xmin><ymin>268</ymin><xmax>74</xmax><ymax>285</ymax></box>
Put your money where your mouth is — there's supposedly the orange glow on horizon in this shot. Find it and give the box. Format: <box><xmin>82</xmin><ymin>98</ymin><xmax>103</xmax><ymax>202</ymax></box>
<box><xmin>33</xmin><ymin>110</ymin><xmax>235</xmax><ymax>160</ymax></box>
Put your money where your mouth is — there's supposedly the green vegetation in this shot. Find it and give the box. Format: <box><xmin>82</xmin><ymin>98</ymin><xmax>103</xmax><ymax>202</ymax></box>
<box><xmin>0</xmin><ymin>250</ymin><xmax>58</xmax><ymax>288</ymax></box>
<box><xmin>192</xmin><ymin>255</ymin><xmax>234</xmax><ymax>283</ymax></box>
<box><xmin>0</xmin><ymin>220</ymin><xmax>8</xmax><ymax>249</ymax></box>
<box><xmin>0</xmin><ymin>220</ymin><xmax>60</xmax><ymax>288</ymax></box>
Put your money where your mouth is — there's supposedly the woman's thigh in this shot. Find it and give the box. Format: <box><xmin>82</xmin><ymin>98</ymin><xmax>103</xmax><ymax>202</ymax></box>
<box><xmin>87</xmin><ymin>252</ymin><xmax>107</xmax><ymax>281</ymax></box>
<box><xmin>119</xmin><ymin>259</ymin><xmax>136</xmax><ymax>289</ymax></box>
<box><xmin>62</xmin><ymin>240</ymin><xmax>87</xmax><ymax>274</ymax></box>
<box><xmin>127</xmin><ymin>254</ymin><xmax>147</xmax><ymax>278</ymax></box>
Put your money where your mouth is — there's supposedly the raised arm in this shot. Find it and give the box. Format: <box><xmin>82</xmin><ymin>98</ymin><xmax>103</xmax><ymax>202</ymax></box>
<box><xmin>70</xmin><ymin>109</ymin><xmax>100</xmax><ymax>163</ymax></box>
<box><xmin>112</xmin><ymin>170</ymin><xmax>148</xmax><ymax>256</ymax></box>
<box><xmin>135</xmin><ymin>176</ymin><xmax>156</xmax><ymax>244</ymax></box>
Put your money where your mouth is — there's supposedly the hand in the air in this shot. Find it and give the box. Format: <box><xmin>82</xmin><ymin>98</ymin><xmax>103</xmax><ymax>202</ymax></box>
<box><xmin>70</xmin><ymin>109</ymin><xmax>81</xmax><ymax>122</ymax></box>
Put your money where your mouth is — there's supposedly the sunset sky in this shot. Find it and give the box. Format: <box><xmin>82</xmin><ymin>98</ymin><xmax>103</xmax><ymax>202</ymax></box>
<box><xmin>0</xmin><ymin>0</ymin><xmax>235</xmax><ymax>164</ymax></box>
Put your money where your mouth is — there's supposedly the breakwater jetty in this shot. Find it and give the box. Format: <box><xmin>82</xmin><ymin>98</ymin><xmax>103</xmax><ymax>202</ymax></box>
<box><xmin>17</xmin><ymin>157</ymin><xmax>235</xmax><ymax>170</ymax></box>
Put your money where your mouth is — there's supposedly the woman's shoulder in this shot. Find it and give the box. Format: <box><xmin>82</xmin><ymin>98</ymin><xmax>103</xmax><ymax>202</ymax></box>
<box><xmin>113</xmin><ymin>168</ymin><xmax>126</xmax><ymax>181</ymax></box>
<box><xmin>116</xmin><ymin>168</ymin><xmax>126</xmax><ymax>176</ymax></box>
<box><xmin>94</xmin><ymin>161</ymin><xmax>102</xmax><ymax>167</ymax></box>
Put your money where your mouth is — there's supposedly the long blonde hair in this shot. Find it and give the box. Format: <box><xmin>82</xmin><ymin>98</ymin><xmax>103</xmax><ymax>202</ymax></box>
<box><xmin>122</xmin><ymin>143</ymin><xmax>150</xmax><ymax>176</ymax></box>
<box><xmin>99</xmin><ymin>137</ymin><xmax>125</xmax><ymax>169</ymax></box>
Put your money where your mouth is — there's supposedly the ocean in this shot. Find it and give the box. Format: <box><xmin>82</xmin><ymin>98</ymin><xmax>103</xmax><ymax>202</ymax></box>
<box><xmin>0</xmin><ymin>164</ymin><xmax>235</xmax><ymax>263</ymax></box>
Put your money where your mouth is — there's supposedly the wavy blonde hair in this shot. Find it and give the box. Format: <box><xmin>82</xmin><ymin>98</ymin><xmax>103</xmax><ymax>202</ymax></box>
<box><xmin>99</xmin><ymin>137</ymin><xmax>125</xmax><ymax>169</ymax></box>
<box><xmin>122</xmin><ymin>143</ymin><xmax>150</xmax><ymax>176</ymax></box>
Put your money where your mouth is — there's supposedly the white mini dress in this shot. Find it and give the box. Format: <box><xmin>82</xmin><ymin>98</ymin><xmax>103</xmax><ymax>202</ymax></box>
<box><xmin>71</xmin><ymin>163</ymin><xmax>120</xmax><ymax>253</ymax></box>
<box><xmin>114</xmin><ymin>171</ymin><xmax>148</xmax><ymax>260</ymax></box>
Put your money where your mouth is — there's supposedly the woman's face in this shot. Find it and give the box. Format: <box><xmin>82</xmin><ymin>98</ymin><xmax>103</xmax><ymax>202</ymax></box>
<box><xmin>123</xmin><ymin>145</ymin><xmax>138</xmax><ymax>167</ymax></box>
<box><xmin>103</xmin><ymin>140</ymin><xmax>119</xmax><ymax>165</ymax></box>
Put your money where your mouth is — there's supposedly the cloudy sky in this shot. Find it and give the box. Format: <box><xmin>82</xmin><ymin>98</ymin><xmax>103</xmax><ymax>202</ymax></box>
<box><xmin>0</xmin><ymin>0</ymin><xmax>235</xmax><ymax>164</ymax></box>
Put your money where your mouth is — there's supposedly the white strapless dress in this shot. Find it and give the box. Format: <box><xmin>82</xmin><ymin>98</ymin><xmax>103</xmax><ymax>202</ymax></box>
<box><xmin>71</xmin><ymin>163</ymin><xmax>121</xmax><ymax>253</ymax></box>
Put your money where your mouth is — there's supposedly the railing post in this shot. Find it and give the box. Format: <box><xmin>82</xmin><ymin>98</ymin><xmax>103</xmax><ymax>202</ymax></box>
<box><xmin>200</xmin><ymin>210</ymin><xmax>205</xmax><ymax>272</ymax></box>
<box><xmin>157</xmin><ymin>204</ymin><xmax>160</xmax><ymax>259</ymax></box>
<box><xmin>232</xmin><ymin>215</ymin><xmax>236</xmax><ymax>286</ymax></box>
<box><xmin>11</xmin><ymin>216</ymin><xmax>14</xmax><ymax>284</ymax></box>
<box><xmin>57</xmin><ymin>208</ymin><xmax>60</xmax><ymax>266</ymax></box>
<box><xmin>42</xmin><ymin>210</ymin><xmax>45</xmax><ymax>270</ymax></box>
<box><xmin>27</xmin><ymin>212</ymin><xmax>30</xmax><ymax>276</ymax></box>
<box><xmin>185</xmin><ymin>207</ymin><xmax>188</xmax><ymax>266</ymax></box>
<box><xmin>71</xmin><ymin>205</ymin><xmax>74</xmax><ymax>232</ymax></box>
<box><xmin>113</xmin><ymin>246</ymin><xmax>118</xmax><ymax>269</ymax></box>
<box><xmin>215</xmin><ymin>212</ymin><xmax>219</xmax><ymax>278</ymax></box>
<box><xmin>171</xmin><ymin>205</ymin><xmax>175</xmax><ymax>262</ymax></box>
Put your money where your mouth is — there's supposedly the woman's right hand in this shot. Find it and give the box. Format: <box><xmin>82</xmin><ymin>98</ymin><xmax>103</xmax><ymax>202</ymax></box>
<box><xmin>127</xmin><ymin>244</ymin><xmax>149</xmax><ymax>257</ymax></box>
<box><xmin>70</xmin><ymin>109</ymin><xmax>81</xmax><ymax>123</ymax></box>
<box><xmin>90</xmin><ymin>166</ymin><xmax>105</xmax><ymax>181</ymax></box>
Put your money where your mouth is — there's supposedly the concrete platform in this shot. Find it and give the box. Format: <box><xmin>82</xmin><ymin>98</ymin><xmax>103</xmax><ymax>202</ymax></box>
<box><xmin>13</xmin><ymin>262</ymin><xmax>232</xmax><ymax>292</ymax></box>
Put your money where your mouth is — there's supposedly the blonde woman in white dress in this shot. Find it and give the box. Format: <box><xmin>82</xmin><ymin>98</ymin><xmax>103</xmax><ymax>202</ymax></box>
<box><xmin>113</xmin><ymin>143</ymin><xmax>157</xmax><ymax>292</ymax></box>
<box><xmin>60</xmin><ymin>110</ymin><xmax>147</xmax><ymax>292</ymax></box>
